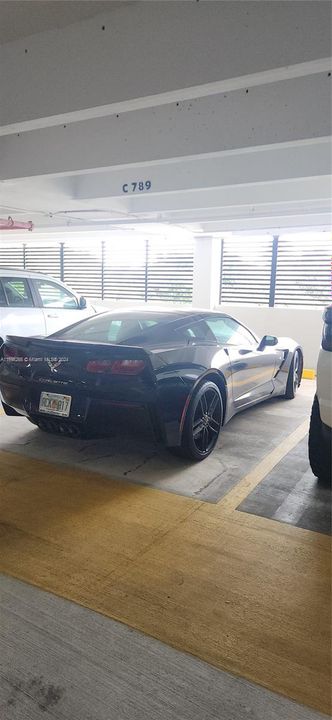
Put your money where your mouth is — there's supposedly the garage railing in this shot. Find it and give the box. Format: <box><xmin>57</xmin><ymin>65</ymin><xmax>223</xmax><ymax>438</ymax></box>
<box><xmin>0</xmin><ymin>237</ymin><xmax>194</xmax><ymax>303</ymax></box>
<box><xmin>220</xmin><ymin>233</ymin><xmax>332</xmax><ymax>307</ymax></box>
<box><xmin>1</xmin><ymin>232</ymin><xmax>330</xmax><ymax>307</ymax></box>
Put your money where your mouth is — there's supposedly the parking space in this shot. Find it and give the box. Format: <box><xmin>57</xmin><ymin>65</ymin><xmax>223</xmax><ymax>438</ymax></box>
<box><xmin>238</xmin><ymin>436</ymin><xmax>331</xmax><ymax>535</ymax></box>
<box><xmin>0</xmin><ymin>404</ymin><xmax>330</xmax><ymax>716</ymax></box>
<box><xmin>0</xmin><ymin>382</ymin><xmax>314</xmax><ymax>506</ymax></box>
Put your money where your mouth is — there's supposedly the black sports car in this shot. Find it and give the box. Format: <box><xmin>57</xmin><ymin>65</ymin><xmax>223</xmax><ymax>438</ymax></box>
<box><xmin>0</xmin><ymin>310</ymin><xmax>303</xmax><ymax>461</ymax></box>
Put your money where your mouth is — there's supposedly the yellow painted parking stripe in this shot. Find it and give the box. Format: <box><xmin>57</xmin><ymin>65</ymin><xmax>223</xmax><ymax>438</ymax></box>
<box><xmin>218</xmin><ymin>418</ymin><xmax>309</xmax><ymax>512</ymax></box>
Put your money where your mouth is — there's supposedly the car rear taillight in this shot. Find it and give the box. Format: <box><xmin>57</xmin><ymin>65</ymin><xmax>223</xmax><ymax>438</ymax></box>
<box><xmin>3</xmin><ymin>345</ymin><xmax>25</xmax><ymax>361</ymax></box>
<box><xmin>86</xmin><ymin>359</ymin><xmax>146</xmax><ymax>375</ymax></box>
<box><xmin>111</xmin><ymin>359</ymin><xmax>146</xmax><ymax>375</ymax></box>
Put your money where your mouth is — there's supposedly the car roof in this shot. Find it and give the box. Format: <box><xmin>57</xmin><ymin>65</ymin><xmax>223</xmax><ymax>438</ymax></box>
<box><xmin>95</xmin><ymin>307</ymin><xmax>234</xmax><ymax>321</ymax></box>
<box><xmin>0</xmin><ymin>267</ymin><xmax>56</xmax><ymax>279</ymax></box>
<box><xmin>53</xmin><ymin>307</ymin><xmax>259</xmax><ymax>344</ymax></box>
<box><xmin>0</xmin><ymin>267</ymin><xmax>80</xmax><ymax>293</ymax></box>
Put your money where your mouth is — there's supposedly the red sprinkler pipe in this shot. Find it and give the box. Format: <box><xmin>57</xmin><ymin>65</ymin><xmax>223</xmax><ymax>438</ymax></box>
<box><xmin>0</xmin><ymin>216</ymin><xmax>34</xmax><ymax>231</ymax></box>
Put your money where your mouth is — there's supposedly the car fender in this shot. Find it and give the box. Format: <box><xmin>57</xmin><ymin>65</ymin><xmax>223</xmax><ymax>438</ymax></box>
<box><xmin>179</xmin><ymin>368</ymin><xmax>228</xmax><ymax>431</ymax></box>
<box><xmin>155</xmin><ymin>366</ymin><xmax>228</xmax><ymax>447</ymax></box>
<box><xmin>273</xmin><ymin>338</ymin><xmax>303</xmax><ymax>392</ymax></box>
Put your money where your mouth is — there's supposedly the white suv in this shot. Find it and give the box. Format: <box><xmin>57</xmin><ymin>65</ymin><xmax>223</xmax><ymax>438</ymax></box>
<box><xmin>308</xmin><ymin>306</ymin><xmax>332</xmax><ymax>485</ymax></box>
<box><xmin>0</xmin><ymin>268</ymin><xmax>102</xmax><ymax>339</ymax></box>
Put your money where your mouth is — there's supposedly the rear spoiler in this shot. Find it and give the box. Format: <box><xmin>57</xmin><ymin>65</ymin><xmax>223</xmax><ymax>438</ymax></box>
<box><xmin>1</xmin><ymin>335</ymin><xmax>151</xmax><ymax>361</ymax></box>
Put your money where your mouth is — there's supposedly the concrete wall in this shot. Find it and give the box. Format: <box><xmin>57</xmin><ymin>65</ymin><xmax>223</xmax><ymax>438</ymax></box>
<box><xmin>92</xmin><ymin>299</ymin><xmax>323</xmax><ymax>369</ymax></box>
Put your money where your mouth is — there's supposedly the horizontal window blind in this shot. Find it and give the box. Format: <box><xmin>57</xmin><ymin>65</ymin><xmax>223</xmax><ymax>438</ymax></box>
<box><xmin>147</xmin><ymin>237</ymin><xmax>194</xmax><ymax>303</ymax></box>
<box><xmin>103</xmin><ymin>238</ymin><xmax>146</xmax><ymax>300</ymax></box>
<box><xmin>0</xmin><ymin>244</ymin><xmax>25</xmax><ymax>268</ymax></box>
<box><xmin>63</xmin><ymin>242</ymin><xmax>102</xmax><ymax>297</ymax></box>
<box><xmin>275</xmin><ymin>234</ymin><xmax>332</xmax><ymax>307</ymax></box>
<box><xmin>24</xmin><ymin>244</ymin><xmax>61</xmax><ymax>279</ymax></box>
<box><xmin>220</xmin><ymin>236</ymin><xmax>273</xmax><ymax>305</ymax></box>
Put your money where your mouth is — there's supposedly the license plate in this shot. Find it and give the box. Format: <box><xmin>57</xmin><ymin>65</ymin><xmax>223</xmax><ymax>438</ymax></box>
<box><xmin>39</xmin><ymin>392</ymin><xmax>72</xmax><ymax>417</ymax></box>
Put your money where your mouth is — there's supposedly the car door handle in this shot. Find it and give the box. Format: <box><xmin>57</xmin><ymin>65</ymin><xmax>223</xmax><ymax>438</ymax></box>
<box><xmin>238</xmin><ymin>348</ymin><xmax>252</xmax><ymax>355</ymax></box>
<box><xmin>47</xmin><ymin>313</ymin><xmax>59</xmax><ymax>318</ymax></box>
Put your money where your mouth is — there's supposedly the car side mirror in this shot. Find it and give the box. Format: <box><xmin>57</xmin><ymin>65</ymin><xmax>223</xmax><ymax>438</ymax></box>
<box><xmin>79</xmin><ymin>296</ymin><xmax>87</xmax><ymax>309</ymax></box>
<box><xmin>258</xmin><ymin>334</ymin><xmax>278</xmax><ymax>351</ymax></box>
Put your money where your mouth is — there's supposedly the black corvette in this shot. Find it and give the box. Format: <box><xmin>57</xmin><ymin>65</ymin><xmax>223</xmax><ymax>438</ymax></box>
<box><xmin>0</xmin><ymin>310</ymin><xmax>303</xmax><ymax>461</ymax></box>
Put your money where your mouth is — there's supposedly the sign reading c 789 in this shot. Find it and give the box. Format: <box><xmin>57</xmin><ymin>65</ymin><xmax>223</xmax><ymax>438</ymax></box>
<box><xmin>122</xmin><ymin>181</ymin><xmax>152</xmax><ymax>193</ymax></box>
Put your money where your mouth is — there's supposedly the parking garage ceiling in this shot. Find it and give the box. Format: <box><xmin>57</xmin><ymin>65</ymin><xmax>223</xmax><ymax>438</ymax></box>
<box><xmin>0</xmin><ymin>1</ymin><xmax>124</xmax><ymax>44</ymax></box>
<box><xmin>0</xmin><ymin>0</ymin><xmax>331</xmax><ymax>235</ymax></box>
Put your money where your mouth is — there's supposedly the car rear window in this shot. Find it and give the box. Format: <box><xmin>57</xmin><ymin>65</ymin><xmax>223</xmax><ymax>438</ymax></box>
<box><xmin>55</xmin><ymin>313</ymin><xmax>179</xmax><ymax>344</ymax></box>
<box><xmin>54</xmin><ymin>313</ymin><xmax>238</xmax><ymax>345</ymax></box>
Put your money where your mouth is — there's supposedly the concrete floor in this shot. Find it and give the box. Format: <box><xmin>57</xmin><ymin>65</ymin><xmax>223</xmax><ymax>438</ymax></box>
<box><xmin>0</xmin><ymin>574</ymin><xmax>328</xmax><ymax>720</ymax></box>
<box><xmin>0</xmin><ymin>381</ymin><xmax>316</xmax><ymax>503</ymax></box>
<box><xmin>238</xmin><ymin>436</ymin><xmax>331</xmax><ymax>535</ymax></box>
<box><xmin>0</xmin><ymin>380</ymin><xmax>330</xmax><ymax>718</ymax></box>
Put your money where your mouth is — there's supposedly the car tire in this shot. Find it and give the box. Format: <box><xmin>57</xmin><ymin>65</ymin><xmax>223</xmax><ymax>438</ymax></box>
<box><xmin>308</xmin><ymin>395</ymin><xmax>331</xmax><ymax>486</ymax></box>
<box><xmin>285</xmin><ymin>349</ymin><xmax>302</xmax><ymax>399</ymax></box>
<box><xmin>174</xmin><ymin>381</ymin><xmax>223</xmax><ymax>462</ymax></box>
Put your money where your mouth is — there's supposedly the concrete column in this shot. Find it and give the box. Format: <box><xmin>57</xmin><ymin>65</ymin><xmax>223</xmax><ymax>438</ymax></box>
<box><xmin>192</xmin><ymin>235</ymin><xmax>222</xmax><ymax>309</ymax></box>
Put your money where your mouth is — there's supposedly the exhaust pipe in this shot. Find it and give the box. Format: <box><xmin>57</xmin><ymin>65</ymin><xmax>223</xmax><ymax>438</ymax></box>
<box><xmin>67</xmin><ymin>423</ymin><xmax>81</xmax><ymax>438</ymax></box>
<box><xmin>59</xmin><ymin>422</ymin><xmax>80</xmax><ymax>438</ymax></box>
<box><xmin>38</xmin><ymin>419</ymin><xmax>56</xmax><ymax>432</ymax></box>
<box><xmin>38</xmin><ymin>418</ymin><xmax>81</xmax><ymax>437</ymax></box>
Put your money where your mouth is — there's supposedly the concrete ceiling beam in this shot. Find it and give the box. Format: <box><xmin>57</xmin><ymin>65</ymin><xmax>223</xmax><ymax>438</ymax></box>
<box><xmin>1</xmin><ymin>1</ymin><xmax>330</xmax><ymax>133</ymax></box>
<box><xmin>1</xmin><ymin>74</ymin><xmax>331</xmax><ymax>181</ymax></box>
<box><xmin>124</xmin><ymin>177</ymin><xmax>331</xmax><ymax>215</ymax></box>
<box><xmin>198</xmin><ymin>214</ymin><xmax>332</xmax><ymax>233</ymax></box>
<box><xmin>74</xmin><ymin>138</ymin><xmax>331</xmax><ymax>200</ymax></box>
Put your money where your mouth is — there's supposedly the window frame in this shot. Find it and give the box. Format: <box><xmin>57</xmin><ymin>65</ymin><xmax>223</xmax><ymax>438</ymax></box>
<box><xmin>0</xmin><ymin>280</ymin><xmax>8</xmax><ymax>307</ymax></box>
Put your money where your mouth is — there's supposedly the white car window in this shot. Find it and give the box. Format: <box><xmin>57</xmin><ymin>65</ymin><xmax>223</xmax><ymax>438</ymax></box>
<box><xmin>2</xmin><ymin>278</ymin><xmax>34</xmax><ymax>307</ymax></box>
<box><xmin>34</xmin><ymin>280</ymin><xmax>78</xmax><ymax>309</ymax></box>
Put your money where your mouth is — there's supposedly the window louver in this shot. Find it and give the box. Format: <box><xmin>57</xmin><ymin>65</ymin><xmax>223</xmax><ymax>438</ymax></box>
<box><xmin>274</xmin><ymin>234</ymin><xmax>332</xmax><ymax>307</ymax></box>
<box><xmin>24</xmin><ymin>244</ymin><xmax>61</xmax><ymax>279</ymax></box>
<box><xmin>147</xmin><ymin>237</ymin><xmax>193</xmax><ymax>303</ymax></box>
<box><xmin>0</xmin><ymin>244</ymin><xmax>25</xmax><ymax>269</ymax></box>
<box><xmin>1</xmin><ymin>232</ymin><xmax>329</xmax><ymax>308</ymax></box>
<box><xmin>103</xmin><ymin>238</ymin><xmax>146</xmax><ymax>300</ymax></box>
<box><xmin>0</xmin><ymin>237</ymin><xmax>194</xmax><ymax>303</ymax></box>
<box><xmin>63</xmin><ymin>242</ymin><xmax>102</xmax><ymax>297</ymax></box>
<box><xmin>220</xmin><ymin>236</ymin><xmax>273</xmax><ymax>305</ymax></box>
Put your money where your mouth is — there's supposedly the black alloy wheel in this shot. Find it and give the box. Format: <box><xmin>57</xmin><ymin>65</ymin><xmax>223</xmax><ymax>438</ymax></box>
<box><xmin>180</xmin><ymin>381</ymin><xmax>223</xmax><ymax>461</ymax></box>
